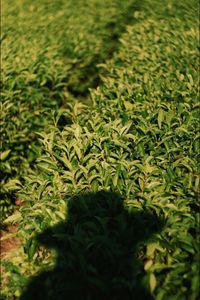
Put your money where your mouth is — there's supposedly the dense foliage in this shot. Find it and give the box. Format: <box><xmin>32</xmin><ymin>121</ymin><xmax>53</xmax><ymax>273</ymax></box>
<box><xmin>1</xmin><ymin>0</ymin><xmax>135</xmax><ymax>216</ymax></box>
<box><xmin>1</xmin><ymin>0</ymin><xmax>199</xmax><ymax>299</ymax></box>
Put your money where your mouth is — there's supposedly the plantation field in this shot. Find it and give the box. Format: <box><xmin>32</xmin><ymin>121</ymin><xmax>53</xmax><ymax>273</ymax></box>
<box><xmin>1</xmin><ymin>0</ymin><xmax>199</xmax><ymax>299</ymax></box>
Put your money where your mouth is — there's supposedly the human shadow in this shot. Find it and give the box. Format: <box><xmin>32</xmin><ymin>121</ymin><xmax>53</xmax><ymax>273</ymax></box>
<box><xmin>19</xmin><ymin>191</ymin><xmax>163</xmax><ymax>300</ymax></box>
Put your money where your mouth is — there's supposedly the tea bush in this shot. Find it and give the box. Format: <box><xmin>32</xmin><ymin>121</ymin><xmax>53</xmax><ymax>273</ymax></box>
<box><xmin>1</xmin><ymin>0</ymin><xmax>136</xmax><ymax>217</ymax></box>
<box><xmin>1</xmin><ymin>0</ymin><xmax>199</xmax><ymax>299</ymax></box>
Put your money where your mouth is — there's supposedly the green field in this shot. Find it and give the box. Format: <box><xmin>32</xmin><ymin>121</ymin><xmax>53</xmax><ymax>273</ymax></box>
<box><xmin>1</xmin><ymin>0</ymin><xmax>199</xmax><ymax>299</ymax></box>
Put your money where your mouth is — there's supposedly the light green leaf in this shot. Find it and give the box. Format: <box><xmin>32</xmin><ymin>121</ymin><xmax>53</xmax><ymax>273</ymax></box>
<box><xmin>0</xmin><ymin>150</ymin><xmax>11</xmax><ymax>161</ymax></box>
<box><xmin>158</xmin><ymin>109</ymin><xmax>164</xmax><ymax>129</ymax></box>
<box><xmin>124</xmin><ymin>101</ymin><xmax>134</xmax><ymax>110</ymax></box>
<box><xmin>3</xmin><ymin>211</ymin><xmax>22</xmax><ymax>225</ymax></box>
<box><xmin>149</xmin><ymin>273</ymin><xmax>157</xmax><ymax>293</ymax></box>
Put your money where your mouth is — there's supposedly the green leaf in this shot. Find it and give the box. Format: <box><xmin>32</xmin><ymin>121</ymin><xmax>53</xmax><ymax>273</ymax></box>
<box><xmin>0</xmin><ymin>149</ymin><xmax>11</xmax><ymax>161</ymax></box>
<box><xmin>124</xmin><ymin>101</ymin><xmax>134</xmax><ymax>110</ymax></box>
<box><xmin>28</xmin><ymin>239</ymin><xmax>38</xmax><ymax>260</ymax></box>
<box><xmin>3</xmin><ymin>211</ymin><xmax>22</xmax><ymax>225</ymax></box>
<box><xmin>158</xmin><ymin>109</ymin><xmax>164</xmax><ymax>129</ymax></box>
<box><xmin>149</xmin><ymin>273</ymin><xmax>157</xmax><ymax>293</ymax></box>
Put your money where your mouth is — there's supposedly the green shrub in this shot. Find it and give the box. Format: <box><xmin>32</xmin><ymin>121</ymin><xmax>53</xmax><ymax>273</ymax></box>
<box><xmin>1</xmin><ymin>0</ymin><xmax>136</xmax><ymax>216</ymax></box>
<box><xmin>1</xmin><ymin>0</ymin><xmax>199</xmax><ymax>299</ymax></box>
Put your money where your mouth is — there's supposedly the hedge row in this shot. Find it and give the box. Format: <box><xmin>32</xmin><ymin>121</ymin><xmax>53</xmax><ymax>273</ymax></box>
<box><xmin>1</xmin><ymin>0</ymin><xmax>199</xmax><ymax>299</ymax></box>
<box><xmin>1</xmin><ymin>0</ymin><xmax>135</xmax><ymax>217</ymax></box>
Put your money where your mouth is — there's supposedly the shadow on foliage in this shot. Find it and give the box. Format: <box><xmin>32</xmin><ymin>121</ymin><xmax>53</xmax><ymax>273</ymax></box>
<box><xmin>20</xmin><ymin>191</ymin><xmax>163</xmax><ymax>300</ymax></box>
<box><xmin>65</xmin><ymin>0</ymin><xmax>143</xmax><ymax>99</ymax></box>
